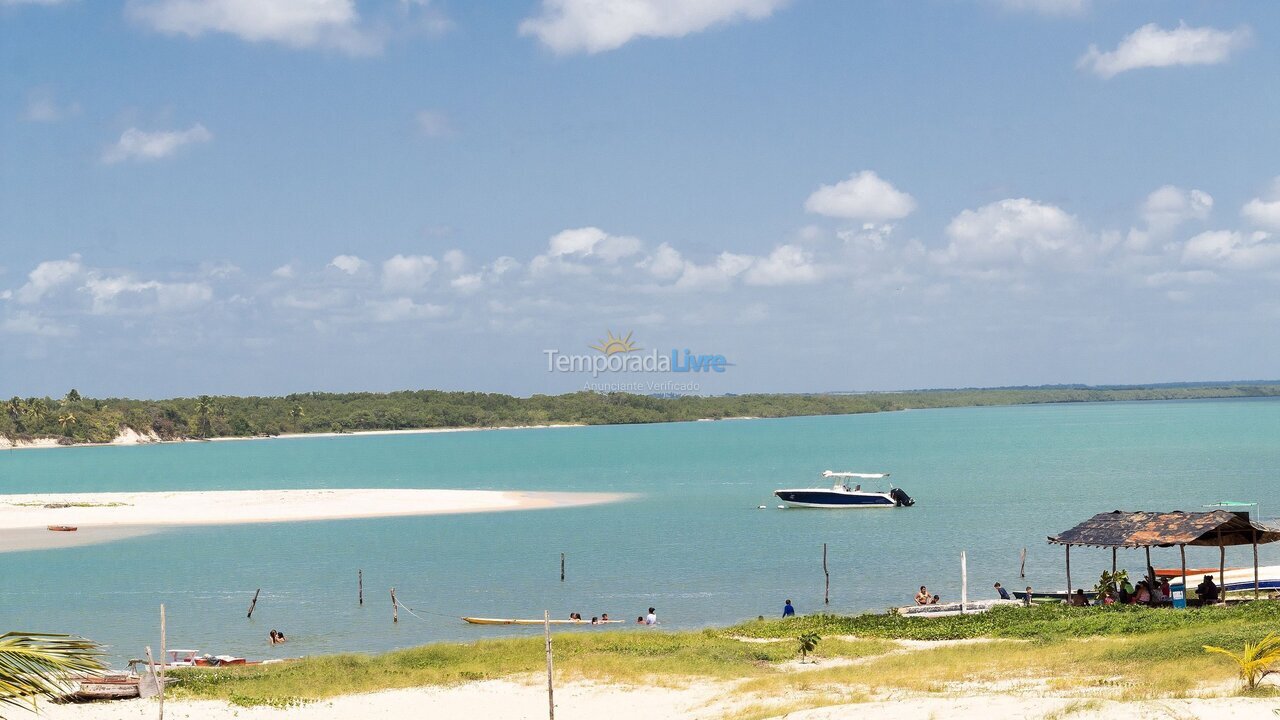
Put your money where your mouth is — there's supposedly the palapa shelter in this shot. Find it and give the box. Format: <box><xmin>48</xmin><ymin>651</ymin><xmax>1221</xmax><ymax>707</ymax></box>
<box><xmin>1048</xmin><ymin>510</ymin><xmax>1280</xmax><ymax>601</ymax></box>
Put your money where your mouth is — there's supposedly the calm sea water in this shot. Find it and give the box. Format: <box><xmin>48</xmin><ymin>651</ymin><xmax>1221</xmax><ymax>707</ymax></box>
<box><xmin>2</xmin><ymin>398</ymin><xmax>1278</xmax><ymax>667</ymax></box>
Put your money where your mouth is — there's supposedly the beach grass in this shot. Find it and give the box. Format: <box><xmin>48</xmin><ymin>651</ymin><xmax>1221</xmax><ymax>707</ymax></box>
<box><xmin>169</xmin><ymin>604</ymin><xmax>1275</xmax><ymax>709</ymax></box>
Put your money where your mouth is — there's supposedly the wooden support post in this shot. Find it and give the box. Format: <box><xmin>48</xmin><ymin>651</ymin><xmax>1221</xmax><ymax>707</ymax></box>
<box><xmin>1144</xmin><ymin>545</ymin><xmax>1151</xmax><ymax>577</ymax></box>
<box><xmin>544</xmin><ymin>610</ymin><xmax>555</xmax><ymax>720</ymax></box>
<box><xmin>359</xmin><ymin>570</ymin><xmax>363</xmax><ymax>606</ymax></box>
<box><xmin>1179</xmin><ymin>544</ymin><xmax>1188</xmax><ymax>607</ymax></box>
<box><xmin>1254</xmin><ymin>530</ymin><xmax>1261</xmax><ymax>601</ymax></box>
<box><xmin>1111</xmin><ymin>547</ymin><xmax>1117</xmax><ymax>576</ymax></box>
<box><xmin>1065</xmin><ymin>544</ymin><xmax>1072</xmax><ymax>597</ymax></box>
<box><xmin>247</xmin><ymin>588</ymin><xmax>260</xmax><ymax>619</ymax></box>
<box><xmin>560</xmin><ymin>553</ymin><xmax>565</xmax><ymax>583</ymax></box>
<box><xmin>158</xmin><ymin>604</ymin><xmax>166</xmax><ymax>720</ymax></box>
<box><xmin>391</xmin><ymin>588</ymin><xmax>398</xmax><ymax>623</ymax></box>
<box><xmin>1219</xmin><ymin>530</ymin><xmax>1226</xmax><ymax>605</ymax></box>
<box><xmin>823</xmin><ymin>543</ymin><xmax>830</xmax><ymax>605</ymax></box>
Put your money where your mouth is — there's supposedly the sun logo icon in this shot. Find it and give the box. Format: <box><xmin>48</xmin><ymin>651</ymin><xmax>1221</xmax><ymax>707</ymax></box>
<box><xmin>590</xmin><ymin>330</ymin><xmax>641</xmax><ymax>356</ymax></box>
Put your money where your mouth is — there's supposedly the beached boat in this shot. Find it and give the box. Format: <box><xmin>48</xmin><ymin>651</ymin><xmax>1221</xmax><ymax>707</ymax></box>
<box><xmin>47</xmin><ymin>525</ymin><xmax>78</xmax><ymax>532</ymax></box>
<box><xmin>66</xmin><ymin>674</ymin><xmax>140</xmax><ymax>700</ymax></box>
<box><xmin>774</xmin><ymin>471</ymin><xmax>914</xmax><ymax>508</ymax></box>
<box><xmin>462</xmin><ymin>617</ymin><xmax>624</xmax><ymax>625</ymax></box>
<box><xmin>1164</xmin><ymin>565</ymin><xmax>1280</xmax><ymax>594</ymax></box>
<box><xmin>895</xmin><ymin>599</ymin><xmax>1020</xmax><ymax>617</ymax></box>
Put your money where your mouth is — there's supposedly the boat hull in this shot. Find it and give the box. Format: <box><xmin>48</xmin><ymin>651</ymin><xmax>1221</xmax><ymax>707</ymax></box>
<box><xmin>774</xmin><ymin>490</ymin><xmax>896</xmax><ymax>508</ymax></box>
<box><xmin>462</xmin><ymin>617</ymin><xmax>623</xmax><ymax>625</ymax></box>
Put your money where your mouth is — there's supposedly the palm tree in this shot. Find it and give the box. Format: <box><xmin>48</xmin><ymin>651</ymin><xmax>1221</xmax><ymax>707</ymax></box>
<box><xmin>1204</xmin><ymin>632</ymin><xmax>1280</xmax><ymax>691</ymax></box>
<box><xmin>798</xmin><ymin>631</ymin><xmax>821</xmax><ymax>663</ymax></box>
<box><xmin>57</xmin><ymin>413</ymin><xmax>77</xmax><ymax>434</ymax></box>
<box><xmin>194</xmin><ymin>395</ymin><xmax>214</xmax><ymax>437</ymax></box>
<box><xmin>0</xmin><ymin>631</ymin><xmax>104</xmax><ymax>714</ymax></box>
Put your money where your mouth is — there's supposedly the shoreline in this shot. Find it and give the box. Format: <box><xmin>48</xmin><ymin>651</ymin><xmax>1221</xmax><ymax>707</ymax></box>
<box><xmin>0</xmin><ymin>488</ymin><xmax>631</xmax><ymax>552</ymax></box>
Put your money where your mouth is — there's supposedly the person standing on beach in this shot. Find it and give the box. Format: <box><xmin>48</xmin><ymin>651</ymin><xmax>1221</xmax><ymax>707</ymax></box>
<box><xmin>1023</xmin><ymin>586</ymin><xmax>1033</xmax><ymax>607</ymax></box>
<box><xmin>783</xmin><ymin>599</ymin><xmax>795</xmax><ymax>617</ymax></box>
<box><xmin>645</xmin><ymin>607</ymin><xmax>657</xmax><ymax>625</ymax></box>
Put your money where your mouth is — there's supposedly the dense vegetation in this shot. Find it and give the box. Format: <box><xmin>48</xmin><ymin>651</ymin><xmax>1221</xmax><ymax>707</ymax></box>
<box><xmin>3</xmin><ymin>383</ymin><xmax>1279</xmax><ymax>445</ymax></box>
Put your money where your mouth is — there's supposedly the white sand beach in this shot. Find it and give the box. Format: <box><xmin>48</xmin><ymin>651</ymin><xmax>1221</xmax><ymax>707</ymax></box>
<box><xmin>13</xmin><ymin>676</ymin><xmax>1280</xmax><ymax>720</ymax></box>
<box><xmin>0</xmin><ymin>488</ymin><xmax>629</xmax><ymax>552</ymax></box>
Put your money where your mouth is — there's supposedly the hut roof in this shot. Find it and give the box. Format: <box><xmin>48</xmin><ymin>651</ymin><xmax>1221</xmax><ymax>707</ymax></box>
<box><xmin>1048</xmin><ymin>510</ymin><xmax>1280</xmax><ymax>548</ymax></box>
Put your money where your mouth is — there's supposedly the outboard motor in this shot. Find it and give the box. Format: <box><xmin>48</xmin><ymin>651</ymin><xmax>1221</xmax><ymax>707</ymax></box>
<box><xmin>889</xmin><ymin>488</ymin><xmax>915</xmax><ymax>507</ymax></box>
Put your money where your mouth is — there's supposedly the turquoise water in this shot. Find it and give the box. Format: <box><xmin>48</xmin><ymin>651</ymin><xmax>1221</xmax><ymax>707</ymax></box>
<box><xmin>2</xmin><ymin>398</ymin><xmax>1279</xmax><ymax>666</ymax></box>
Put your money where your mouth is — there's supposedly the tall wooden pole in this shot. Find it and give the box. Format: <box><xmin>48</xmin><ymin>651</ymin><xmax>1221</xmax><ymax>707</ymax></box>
<box><xmin>158</xmin><ymin>604</ymin><xmax>166</xmax><ymax>720</ymax></box>
<box><xmin>1019</xmin><ymin>547</ymin><xmax>1026</xmax><ymax>578</ymax></box>
<box><xmin>1065</xmin><ymin>544</ymin><xmax>1072</xmax><ymax>597</ymax></box>
<box><xmin>1254</xmin><ymin>529</ymin><xmax>1261</xmax><ymax>601</ymax></box>
<box><xmin>391</xmin><ymin>588</ymin><xmax>398</xmax><ymax>623</ymax></box>
<box><xmin>1179</xmin><ymin>544</ymin><xmax>1188</xmax><ymax>607</ymax></box>
<box><xmin>358</xmin><ymin>570</ymin><xmax>363</xmax><ymax>605</ymax></box>
<box><xmin>1144</xmin><ymin>546</ymin><xmax>1151</xmax><ymax>578</ymax></box>
<box><xmin>1111</xmin><ymin>547</ymin><xmax>1117</xmax><ymax>576</ymax></box>
<box><xmin>823</xmin><ymin>543</ymin><xmax>829</xmax><ymax>605</ymax></box>
<box><xmin>960</xmin><ymin>550</ymin><xmax>968</xmax><ymax>614</ymax></box>
<box><xmin>247</xmin><ymin>588</ymin><xmax>260</xmax><ymax>619</ymax></box>
<box><xmin>1218</xmin><ymin>530</ymin><xmax>1226</xmax><ymax>605</ymax></box>
<box><xmin>560</xmin><ymin>553</ymin><xmax>565</xmax><ymax>583</ymax></box>
<box><xmin>544</xmin><ymin>610</ymin><xmax>555</xmax><ymax>720</ymax></box>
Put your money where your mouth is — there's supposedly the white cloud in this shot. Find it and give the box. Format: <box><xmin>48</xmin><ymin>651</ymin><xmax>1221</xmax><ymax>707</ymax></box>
<box><xmin>519</xmin><ymin>0</ymin><xmax>788</xmax><ymax>54</ymax></box>
<box><xmin>1079</xmin><ymin>23</ymin><xmax>1251</xmax><ymax>79</ymax></box>
<box><xmin>442</xmin><ymin>249</ymin><xmax>466</xmax><ymax>273</ymax></box>
<box><xmin>1141</xmin><ymin>185</ymin><xmax>1213</xmax><ymax>236</ymax></box>
<box><xmin>640</xmin><ymin>242</ymin><xmax>685</xmax><ymax>280</ymax></box>
<box><xmin>804</xmin><ymin>171</ymin><xmax>917</xmax><ymax>221</ymax></box>
<box><xmin>416</xmin><ymin>110</ymin><xmax>453</xmax><ymax>138</ymax></box>
<box><xmin>532</xmin><ymin>227</ymin><xmax>644</xmax><ymax>275</ymax></box>
<box><xmin>673</xmin><ymin>252</ymin><xmax>753</xmax><ymax>291</ymax></box>
<box><xmin>1181</xmin><ymin>230</ymin><xmax>1280</xmax><ymax>271</ymax></box>
<box><xmin>937</xmin><ymin>198</ymin><xmax>1086</xmax><ymax>268</ymax></box>
<box><xmin>381</xmin><ymin>254</ymin><xmax>439</xmax><ymax>293</ymax></box>
<box><xmin>996</xmin><ymin>0</ymin><xmax>1088</xmax><ymax>16</ymax></box>
<box><xmin>0</xmin><ymin>311</ymin><xmax>75</xmax><ymax>338</ymax></box>
<box><xmin>83</xmin><ymin>275</ymin><xmax>213</xmax><ymax>315</ymax></box>
<box><xmin>271</xmin><ymin>264</ymin><xmax>296</xmax><ymax>279</ymax></box>
<box><xmin>1241</xmin><ymin>178</ymin><xmax>1280</xmax><ymax>230</ymax></box>
<box><xmin>127</xmin><ymin>0</ymin><xmax>382</xmax><ymax>54</ymax></box>
<box><xmin>743</xmin><ymin>244</ymin><xmax>821</xmax><ymax>286</ymax></box>
<box><xmin>14</xmin><ymin>255</ymin><xmax>83</xmax><ymax>304</ymax></box>
<box><xmin>367</xmin><ymin>298</ymin><xmax>448</xmax><ymax>323</ymax></box>
<box><xmin>23</xmin><ymin>88</ymin><xmax>80</xmax><ymax>123</ymax></box>
<box><xmin>102</xmin><ymin>124</ymin><xmax>212</xmax><ymax>164</ymax></box>
<box><xmin>328</xmin><ymin>255</ymin><xmax>367</xmax><ymax>274</ymax></box>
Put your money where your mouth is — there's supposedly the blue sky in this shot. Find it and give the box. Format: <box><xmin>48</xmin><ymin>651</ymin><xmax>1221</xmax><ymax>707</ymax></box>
<box><xmin>2</xmin><ymin>0</ymin><xmax>1279</xmax><ymax>398</ymax></box>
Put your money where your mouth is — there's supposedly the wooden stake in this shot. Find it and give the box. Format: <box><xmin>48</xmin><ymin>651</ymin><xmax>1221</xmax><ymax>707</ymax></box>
<box><xmin>823</xmin><ymin>543</ymin><xmax>829</xmax><ymax>605</ymax></box>
<box><xmin>1019</xmin><ymin>547</ymin><xmax>1026</xmax><ymax>578</ymax></box>
<box><xmin>1111</xmin><ymin>547</ymin><xmax>1117</xmax><ymax>576</ymax></box>
<box><xmin>359</xmin><ymin>570</ymin><xmax>363</xmax><ymax>606</ymax></box>
<box><xmin>247</xmin><ymin>588</ymin><xmax>260</xmax><ymax>619</ymax></box>
<box><xmin>544</xmin><ymin>610</ymin><xmax>555</xmax><ymax>720</ymax></box>
<box><xmin>391</xmin><ymin>588</ymin><xmax>398</xmax><ymax>623</ymax></box>
<box><xmin>158</xmin><ymin>604</ymin><xmax>166</xmax><ymax>720</ymax></box>
<box><xmin>144</xmin><ymin>646</ymin><xmax>159</xmax><ymax>700</ymax></box>
<box><xmin>560</xmin><ymin>553</ymin><xmax>565</xmax><ymax>583</ymax></box>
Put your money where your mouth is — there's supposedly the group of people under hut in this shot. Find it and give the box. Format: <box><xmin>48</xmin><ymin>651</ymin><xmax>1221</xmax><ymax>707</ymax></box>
<box><xmin>1069</xmin><ymin>567</ymin><xmax>1220</xmax><ymax>607</ymax></box>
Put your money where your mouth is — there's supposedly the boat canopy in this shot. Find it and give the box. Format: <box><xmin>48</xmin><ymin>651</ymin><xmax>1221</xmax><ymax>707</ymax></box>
<box><xmin>822</xmin><ymin>471</ymin><xmax>889</xmax><ymax>479</ymax></box>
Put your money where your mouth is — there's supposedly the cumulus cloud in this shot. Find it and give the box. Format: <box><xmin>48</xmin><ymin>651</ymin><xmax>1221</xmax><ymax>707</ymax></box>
<box><xmin>382</xmin><ymin>254</ymin><xmax>439</xmax><ymax>293</ymax></box>
<box><xmin>1241</xmin><ymin>178</ymin><xmax>1280</xmax><ymax>230</ymax></box>
<box><xmin>937</xmin><ymin>198</ymin><xmax>1086</xmax><ymax>269</ymax></box>
<box><xmin>743</xmin><ymin>244</ymin><xmax>821</xmax><ymax>286</ymax></box>
<box><xmin>13</xmin><ymin>255</ymin><xmax>84</xmax><ymax>304</ymax></box>
<box><xmin>328</xmin><ymin>255</ymin><xmax>367</xmax><ymax>274</ymax></box>
<box><xmin>126</xmin><ymin>0</ymin><xmax>385</xmax><ymax>54</ymax></box>
<box><xmin>1182</xmin><ymin>230</ymin><xmax>1280</xmax><ymax>271</ymax></box>
<box><xmin>531</xmin><ymin>227</ymin><xmax>644</xmax><ymax>275</ymax></box>
<box><xmin>366</xmin><ymin>297</ymin><xmax>448</xmax><ymax>323</ymax></box>
<box><xmin>1141</xmin><ymin>185</ymin><xmax>1213</xmax><ymax>236</ymax></box>
<box><xmin>102</xmin><ymin>124</ymin><xmax>212</xmax><ymax>164</ymax></box>
<box><xmin>271</xmin><ymin>264</ymin><xmax>296</xmax><ymax>279</ymax></box>
<box><xmin>83</xmin><ymin>275</ymin><xmax>213</xmax><ymax>314</ymax></box>
<box><xmin>519</xmin><ymin>0</ymin><xmax>788</xmax><ymax>54</ymax></box>
<box><xmin>1079</xmin><ymin>23</ymin><xmax>1251</xmax><ymax>79</ymax></box>
<box><xmin>804</xmin><ymin>171</ymin><xmax>916</xmax><ymax>221</ymax></box>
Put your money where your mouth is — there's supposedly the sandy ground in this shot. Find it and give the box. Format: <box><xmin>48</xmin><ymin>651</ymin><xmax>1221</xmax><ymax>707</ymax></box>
<box><xmin>0</xmin><ymin>424</ymin><xmax>586</xmax><ymax>451</ymax></box>
<box><xmin>14</xmin><ymin>677</ymin><xmax>1280</xmax><ymax>720</ymax></box>
<box><xmin>0</xmin><ymin>488</ymin><xmax>630</xmax><ymax>552</ymax></box>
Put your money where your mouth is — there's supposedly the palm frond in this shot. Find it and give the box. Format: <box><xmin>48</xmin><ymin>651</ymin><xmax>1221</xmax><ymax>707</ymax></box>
<box><xmin>0</xmin><ymin>632</ymin><xmax>105</xmax><ymax>715</ymax></box>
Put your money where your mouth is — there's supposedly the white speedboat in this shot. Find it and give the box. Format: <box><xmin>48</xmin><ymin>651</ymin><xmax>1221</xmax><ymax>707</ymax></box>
<box><xmin>774</xmin><ymin>471</ymin><xmax>914</xmax><ymax>508</ymax></box>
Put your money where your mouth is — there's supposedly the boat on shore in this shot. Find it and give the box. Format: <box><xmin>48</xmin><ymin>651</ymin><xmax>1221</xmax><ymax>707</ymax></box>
<box><xmin>462</xmin><ymin>617</ymin><xmax>624</xmax><ymax>625</ymax></box>
<box><xmin>66</xmin><ymin>674</ymin><xmax>140</xmax><ymax>700</ymax></box>
<box><xmin>47</xmin><ymin>525</ymin><xmax>78</xmax><ymax>532</ymax></box>
<box><xmin>774</xmin><ymin>471</ymin><xmax>914</xmax><ymax>508</ymax></box>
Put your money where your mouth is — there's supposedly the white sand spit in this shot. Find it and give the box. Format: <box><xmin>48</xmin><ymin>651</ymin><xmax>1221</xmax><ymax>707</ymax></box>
<box><xmin>0</xmin><ymin>488</ymin><xmax>629</xmax><ymax>552</ymax></box>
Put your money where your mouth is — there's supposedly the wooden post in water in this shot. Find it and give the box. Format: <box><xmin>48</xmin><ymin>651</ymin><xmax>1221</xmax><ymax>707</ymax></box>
<box><xmin>1019</xmin><ymin>547</ymin><xmax>1026</xmax><ymax>578</ymax></box>
<box><xmin>823</xmin><ymin>543</ymin><xmax>830</xmax><ymax>605</ymax></box>
<box><xmin>359</xmin><ymin>570</ymin><xmax>363</xmax><ymax>605</ymax></box>
<box><xmin>247</xmin><ymin>588</ymin><xmax>260</xmax><ymax>619</ymax></box>
<box><xmin>1179</xmin><ymin>544</ymin><xmax>1188</xmax><ymax>606</ymax></box>
<box><xmin>560</xmin><ymin>553</ymin><xmax>565</xmax><ymax>583</ymax></box>
<box><xmin>1065</xmin><ymin>544</ymin><xmax>1072</xmax><ymax>597</ymax></box>
<box><xmin>544</xmin><ymin>610</ymin><xmax>555</xmax><ymax>720</ymax></box>
<box><xmin>1218</xmin><ymin>530</ymin><xmax>1226</xmax><ymax>605</ymax></box>
<box><xmin>391</xmin><ymin>588</ymin><xmax>398</xmax><ymax>623</ymax></box>
<box><xmin>158</xmin><ymin>604</ymin><xmax>166</xmax><ymax>720</ymax></box>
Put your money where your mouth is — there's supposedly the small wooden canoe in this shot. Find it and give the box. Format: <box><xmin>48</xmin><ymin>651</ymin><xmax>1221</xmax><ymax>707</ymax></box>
<box><xmin>462</xmin><ymin>617</ymin><xmax>623</xmax><ymax>625</ymax></box>
<box><xmin>47</xmin><ymin>525</ymin><xmax>79</xmax><ymax>532</ymax></box>
<box><xmin>69</xmin><ymin>674</ymin><xmax>139</xmax><ymax>700</ymax></box>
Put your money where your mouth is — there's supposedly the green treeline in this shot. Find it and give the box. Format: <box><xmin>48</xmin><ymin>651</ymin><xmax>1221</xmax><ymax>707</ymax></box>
<box><xmin>3</xmin><ymin>384</ymin><xmax>1279</xmax><ymax>445</ymax></box>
